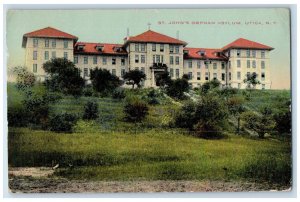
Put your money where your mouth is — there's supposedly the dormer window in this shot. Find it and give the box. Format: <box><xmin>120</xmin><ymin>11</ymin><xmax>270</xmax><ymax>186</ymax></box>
<box><xmin>113</xmin><ymin>47</ymin><xmax>122</xmax><ymax>52</ymax></box>
<box><xmin>95</xmin><ymin>45</ymin><xmax>104</xmax><ymax>52</ymax></box>
<box><xmin>77</xmin><ymin>45</ymin><xmax>85</xmax><ymax>51</ymax></box>
<box><xmin>199</xmin><ymin>50</ymin><xmax>205</xmax><ymax>56</ymax></box>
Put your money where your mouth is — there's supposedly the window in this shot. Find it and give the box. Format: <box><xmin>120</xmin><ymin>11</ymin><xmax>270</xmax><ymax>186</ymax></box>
<box><xmin>197</xmin><ymin>72</ymin><xmax>201</xmax><ymax>80</ymax></box>
<box><xmin>247</xmin><ymin>60</ymin><xmax>250</xmax><ymax>68</ymax></box>
<box><xmin>237</xmin><ymin>71</ymin><xmax>241</xmax><ymax>80</ymax></box>
<box><xmin>112</xmin><ymin>69</ymin><xmax>116</xmax><ymax>76</ymax></box>
<box><xmin>175</xmin><ymin>46</ymin><xmax>179</xmax><ymax>53</ymax></box>
<box><xmin>200</xmin><ymin>50</ymin><xmax>205</xmax><ymax>56</ymax></box>
<box><xmin>252</xmin><ymin>60</ymin><xmax>256</xmax><ymax>68</ymax></box>
<box><xmin>93</xmin><ymin>56</ymin><xmax>97</xmax><ymax>64</ymax></box>
<box><xmin>205</xmin><ymin>63</ymin><xmax>209</xmax><ymax>69</ymax></box>
<box><xmin>261</xmin><ymin>72</ymin><xmax>265</xmax><ymax>81</ymax></box>
<box><xmin>221</xmin><ymin>62</ymin><xmax>225</xmax><ymax>70</ymax></box>
<box><xmin>102</xmin><ymin>57</ymin><xmax>107</xmax><ymax>65</ymax></box>
<box><xmin>44</xmin><ymin>51</ymin><xmax>49</xmax><ymax>60</ymax></box>
<box><xmin>205</xmin><ymin>72</ymin><xmax>209</xmax><ymax>81</ymax></box>
<box><xmin>64</xmin><ymin>40</ymin><xmax>68</xmax><ymax>48</ymax></box>
<box><xmin>121</xmin><ymin>58</ymin><xmax>125</xmax><ymax>66</ymax></box>
<box><xmin>135</xmin><ymin>67</ymin><xmax>139</xmax><ymax>70</ymax></box>
<box><xmin>52</xmin><ymin>40</ymin><xmax>56</xmax><ymax>48</ymax></box>
<box><xmin>45</xmin><ymin>39</ymin><xmax>49</xmax><ymax>47</ymax></box>
<box><xmin>52</xmin><ymin>51</ymin><xmax>56</xmax><ymax>59</ymax></box>
<box><xmin>197</xmin><ymin>61</ymin><xmax>201</xmax><ymax>69</ymax></box>
<box><xmin>261</xmin><ymin>51</ymin><xmax>265</xmax><ymax>58</ymax></box>
<box><xmin>141</xmin><ymin>55</ymin><xmax>145</xmax><ymax>63</ymax></box>
<box><xmin>176</xmin><ymin>69</ymin><xmax>179</xmax><ymax>78</ymax></box>
<box><xmin>141</xmin><ymin>67</ymin><xmax>145</xmax><ymax>73</ymax></box>
<box><xmin>175</xmin><ymin>56</ymin><xmax>179</xmax><ymax>65</ymax></box>
<box><xmin>161</xmin><ymin>55</ymin><xmax>164</xmax><ymax>63</ymax></box>
<box><xmin>33</xmin><ymin>51</ymin><xmax>37</xmax><ymax>60</ymax></box>
<box><xmin>213</xmin><ymin>63</ymin><xmax>217</xmax><ymax>69</ymax></box>
<box><xmin>74</xmin><ymin>56</ymin><xmax>78</xmax><ymax>64</ymax></box>
<box><xmin>237</xmin><ymin>60</ymin><xmax>241</xmax><ymax>68</ymax></box>
<box><xmin>261</xmin><ymin>61</ymin><xmax>265</xmax><ymax>69</ymax></box>
<box><xmin>229</xmin><ymin>72</ymin><xmax>232</xmax><ymax>80</ymax></box>
<box><xmin>222</xmin><ymin>73</ymin><xmax>225</xmax><ymax>81</ymax></box>
<box><xmin>64</xmin><ymin>52</ymin><xmax>68</xmax><ymax>59</ymax></box>
<box><xmin>33</xmin><ymin>64</ymin><xmax>37</xmax><ymax>73</ymax></box>
<box><xmin>237</xmin><ymin>49</ymin><xmax>241</xmax><ymax>57</ymax></box>
<box><xmin>213</xmin><ymin>73</ymin><xmax>217</xmax><ymax>79</ymax></box>
<box><xmin>188</xmin><ymin>61</ymin><xmax>192</xmax><ymax>68</ymax></box>
<box><xmin>246</xmin><ymin>49</ymin><xmax>250</xmax><ymax>57</ymax></box>
<box><xmin>188</xmin><ymin>72</ymin><xmax>193</xmax><ymax>80</ymax></box>
<box><xmin>262</xmin><ymin>84</ymin><xmax>265</xmax><ymax>89</ymax></box>
<box><xmin>228</xmin><ymin>50</ymin><xmax>231</xmax><ymax>57</ymax></box>
<box><xmin>152</xmin><ymin>55</ymin><xmax>155</xmax><ymax>63</ymax></box>
<box><xmin>135</xmin><ymin>44</ymin><xmax>139</xmax><ymax>52</ymax></box>
<box><xmin>170</xmin><ymin>56</ymin><xmax>174</xmax><ymax>65</ymax></box>
<box><xmin>228</xmin><ymin>61</ymin><xmax>231</xmax><ymax>69</ymax></box>
<box><xmin>121</xmin><ymin>69</ymin><xmax>126</xmax><ymax>77</ymax></box>
<box><xmin>247</xmin><ymin>72</ymin><xmax>251</xmax><ymax>78</ymax></box>
<box><xmin>84</xmin><ymin>68</ymin><xmax>88</xmax><ymax>77</ymax></box>
<box><xmin>156</xmin><ymin>55</ymin><xmax>160</xmax><ymax>63</ymax></box>
<box><xmin>112</xmin><ymin>58</ymin><xmax>116</xmax><ymax>65</ymax></box>
<box><xmin>33</xmin><ymin>38</ymin><xmax>38</xmax><ymax>47</ymax></box>
<box><xmin>160</xmin><ymin>44</ymin><xmax>164</xmax><ymax>52</ymax></box>
<box><xmin>252</xmin><ymin>50</ymin><xmax>256</xmax><ymax>57</ymax></box>
<box><xmin>141</xmin><ymin>44</ymin><xmax>146</xmax><ymax>52</ymax></box>
<box><xmin>170</xmin><ymin>45</ymin><xmax>174</xmax><ymax>53</ymax></box>
<box><xmin>135</xmin><ymin>55</ymin><xmax>139</xmax><ymax>63</ymax></box>
<box><xmin>84</xmin><ymin>56</ymin><xmax>88</xmax><ymax>64</ymax></box>
<box><xmin>238</xmin><ymin>83</ymin><xmax>241</xmax><ymax>89</ymax></box>
<box><xmin>152</xmin><ymin>44</ymin><xmax>156</xmax><ymax>51</ymax></box>
<box><xmin>170</xmin><ymin>68</ymin><xmax>174</xmax><ymax>78</ymax></box>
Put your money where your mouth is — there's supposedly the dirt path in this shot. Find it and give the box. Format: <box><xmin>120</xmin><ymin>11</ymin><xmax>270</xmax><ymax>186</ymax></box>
<box><xmin>8</xmin><ymin>167</ymin><xmax>291</xmax><ymax>193</ymax></box>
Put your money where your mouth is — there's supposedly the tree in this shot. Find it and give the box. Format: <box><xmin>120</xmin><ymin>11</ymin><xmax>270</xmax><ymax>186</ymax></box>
<box><xmin>175</xmin><ymin>95</ymin><xmax>229</xmax><ymax>138</ymax></box>
<box><xmin>124</xmin><ymin>97</ymin><xmax>149</xmax><ymax>122</ymax></box>
<box><xmin>243</xmin><ymin>72</ymin><xmax>260</xmax><ymax>89</ymax></box>
<box><xmin>83</xmin><ymin>101</ymin><xmax>99</xmax><ymax>120</ymax></box>
<box><xmin>13</xmin><ymin>66</ymin><xmax>36</xmax><ymax>91</ymax></box>
<box><xmin>273</xmin><ymin>100</ymin><xmax>291</xmax><ymax>134</ymax></box>
<box><xmin>123</xmin><ymin>69</ymin><xmax>146</xmax><ymax>89</ymax></box>
<box><xmin>241</xmin><ymin>107</ymin><xmax>276</xmax><ymax>138</ymax></box>
<box><xmin>166</xmin><ymin>75</ymin><xmax>189</xmax><ymax>99</ymax></box>
<box><xmin>90</xmin><ymin>68</ymin><xmax>121</xmax><ymax>94</ymax></box>
<box><xmin>200</xmin><ymin>78</ymin><xmax>221</xmax><ymax>94</ymax></box>
<box><xmin>155</xmin><ymin>70</ymin><xmax>172</xmax><ymax>89</ymax></box>
<box><xmin>227</xmin><ymin>96</ymin><xmax>245</xmax><ymax>134</ymax></box>
<box><xmin>43</xmin><ymin>58</ymin><xmax>85</xmax><ymax>96</ymax></box>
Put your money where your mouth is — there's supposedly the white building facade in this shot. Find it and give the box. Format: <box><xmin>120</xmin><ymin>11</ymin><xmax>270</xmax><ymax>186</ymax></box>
<box><xmin>22</xmin><ymin>27</ymin><xmax>274</xmax><ymax>89</ymax></box>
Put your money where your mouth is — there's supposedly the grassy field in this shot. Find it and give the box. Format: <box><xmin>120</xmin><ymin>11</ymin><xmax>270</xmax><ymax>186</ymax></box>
<box><xmin>7</xmin><ymin>83</ymin><xmax>292</xmax><ymax>185</ymax></box>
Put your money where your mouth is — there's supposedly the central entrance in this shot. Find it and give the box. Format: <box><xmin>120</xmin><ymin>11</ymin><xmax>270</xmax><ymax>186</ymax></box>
<box><xmin>150</xmin><ymin>63</ymin><xmax>168</xmax><ymax>87</ymax></box>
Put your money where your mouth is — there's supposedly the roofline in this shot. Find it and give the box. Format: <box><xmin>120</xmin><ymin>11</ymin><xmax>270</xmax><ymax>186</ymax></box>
<box><xmin>222</xmin><ymin>46</ymin><xmax>274</xmax><ymax>51</ymax></box>
<box><xmin>123</xmin><ymin>39</ymin><xmax>187</xmax><ymax>47</ymax></box>
<box><xmin>73</xmin><ymin>52</ymin><xmax>127</xmax><ymax>56</ymax></box>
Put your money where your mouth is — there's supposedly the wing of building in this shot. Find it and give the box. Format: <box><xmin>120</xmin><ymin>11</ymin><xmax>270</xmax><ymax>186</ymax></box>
<box><xmin>22</xmin><ymin>27</ymin><xmax>274</xmax><ymax>89</ymax></box>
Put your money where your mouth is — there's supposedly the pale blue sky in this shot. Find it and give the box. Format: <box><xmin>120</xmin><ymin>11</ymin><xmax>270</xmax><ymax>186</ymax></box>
<box><xmin>6</xmin><ymin>8</ymin><xmax>290</xmax><ymax>89</ymax></box>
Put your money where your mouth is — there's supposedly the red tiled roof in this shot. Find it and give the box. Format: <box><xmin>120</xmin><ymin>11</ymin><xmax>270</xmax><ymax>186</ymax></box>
<box><xmin>184</xmin><ymin>47</ymin><xmax>227</xmax><ymax>60</ymax></box>
<box><xmin>74</xmin><ymin>42</ymin><xmax>127</xmax><ymax>55</ymax></box>
<box><xmin>23</xmin><ymin>27</ymin><xmax>78</xmax><ymax>40</ymax></box>
<box><xmin>125</xmin><ymin>30</ymin><xmax>187</xmax><ymax>45</ymax></box>
<box><xmin>222</xmin><ymin>38</ymin><xmax>273</xmax><ymax>50</ymax></box>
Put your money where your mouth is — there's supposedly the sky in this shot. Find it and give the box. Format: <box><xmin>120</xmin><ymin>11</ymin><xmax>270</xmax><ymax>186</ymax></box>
<box><xmin>6</xmin><ymin>8</ymin><xmax>290</xmax><ymax>89</ymax></box>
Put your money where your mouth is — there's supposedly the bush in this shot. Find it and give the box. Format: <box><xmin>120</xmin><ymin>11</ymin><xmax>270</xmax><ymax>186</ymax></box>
<box><xmin>82</xmin><ymin>86</ymin><xmax>94</xmax><ymax>97</ymax></box>
<box><xmin>166</xmin><ymin>76</ymin><xmax>189</xmax><ymax>100</ymax></box>
<box><xmin>124</xmin><ymin>97</ymin><xmax>149</xmax><ymax>122</ymax></box>
<box><xmin>83</xmin><ymin>101</ymin><xmax>99</xmax><ymax>120</ymax></box>
<box><xmin>49</xmin><ymin>113</ymin><xmax>78</xmax><ymax>132</ymax></box>
<box><xmin>146</xmin><ymin>88</ymin><xmax>160</xmax><ymax>105</ymax></box>
<box><xmin>7</xmin><ymin>106</ymin><xmax>29</xmax><ymax>127</ymax></box>
<box><xmin>112</xmin><ymin>88</ymin><xmax>126</xmax><ymax>100</ymax></box>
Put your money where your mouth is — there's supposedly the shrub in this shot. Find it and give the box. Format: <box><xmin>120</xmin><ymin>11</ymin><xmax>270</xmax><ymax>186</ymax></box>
<box><xmin>90</xmin><ymin>68</ymin><xmax>122</xmax><ymax>93</ymax></box>
<box><xmin>146</xmin><ymin>88</ymin><xmax>160</xmax><ymax>105</ymax></box>
<box><xmin>7</xmin><ymin>106</ymin><xmax>29</xmax><ymax>127</ymax></box>
<box><xmin>49</xmin><ymin>113</ymin><xmax>78</xmax><ymax>132</ymax></box>
<box><xmin>166</xmin><ymin>76</ymin><xmax>189</xmax><ymax>100</ymax></box>
<box><xmin>112</xmin><ymin>88</ymin><xmax>126</xmax><ymax>100</ymax></box>
<box><xmin>82</xmin><ymin>86</ymin><xmax>94</xmax><ymax>97</ymax></box>
<box><xmin>124</xmin><ymin>97</ymin><xmax>149</xmax><ymax>122</ymax></box>
<box><xmin>83</xmin><ymin>101</ymin><xmax>99</xmax><ymax>120</ymax></box>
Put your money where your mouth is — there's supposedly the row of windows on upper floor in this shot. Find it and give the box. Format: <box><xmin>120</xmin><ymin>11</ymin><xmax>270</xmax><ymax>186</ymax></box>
<box><xmin>74</xmin><ymin>56</ymin><xmax>126</xmax><ymax>66</ymax></box>
<box><xmin>32</xmin><ymin>38</ymin><xmax>70</xmax><ymax>49</ymax></box>
<box><xmin>228</xmin><ymin>60</ymin><xmax>266</xmax><ymax>69</ymax></box>
<box><xmin>183</xmin><ymin>71</ymin><xmax>266</xmax><ymax>82</ymax></box>
<box><xmin>228</xmin><ymin>49</ymin><xmax>266</xmax><ymax>58</ymax></box>
<box><xmin>33</xmin><ymin>51</ymin><xmax>69</xmax><ymax>60</ymax></box>
<box><xmin>133</xmin><ymin>43</ymin><xmax>180</xmax><ymax>53</ymax></box>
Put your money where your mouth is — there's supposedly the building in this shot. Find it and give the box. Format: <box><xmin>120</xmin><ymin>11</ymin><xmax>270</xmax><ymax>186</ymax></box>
<box><xmin>22</xmin><ymin>27</ymin><xmax>274</xmax><ymax>89</ymax></box>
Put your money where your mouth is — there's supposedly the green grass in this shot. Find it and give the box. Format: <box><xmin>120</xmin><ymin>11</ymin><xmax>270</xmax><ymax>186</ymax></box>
<box><xmin>7</xmin><ymin>83</ymin><xmax>292</xmax><ymax>184</ymax></box>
